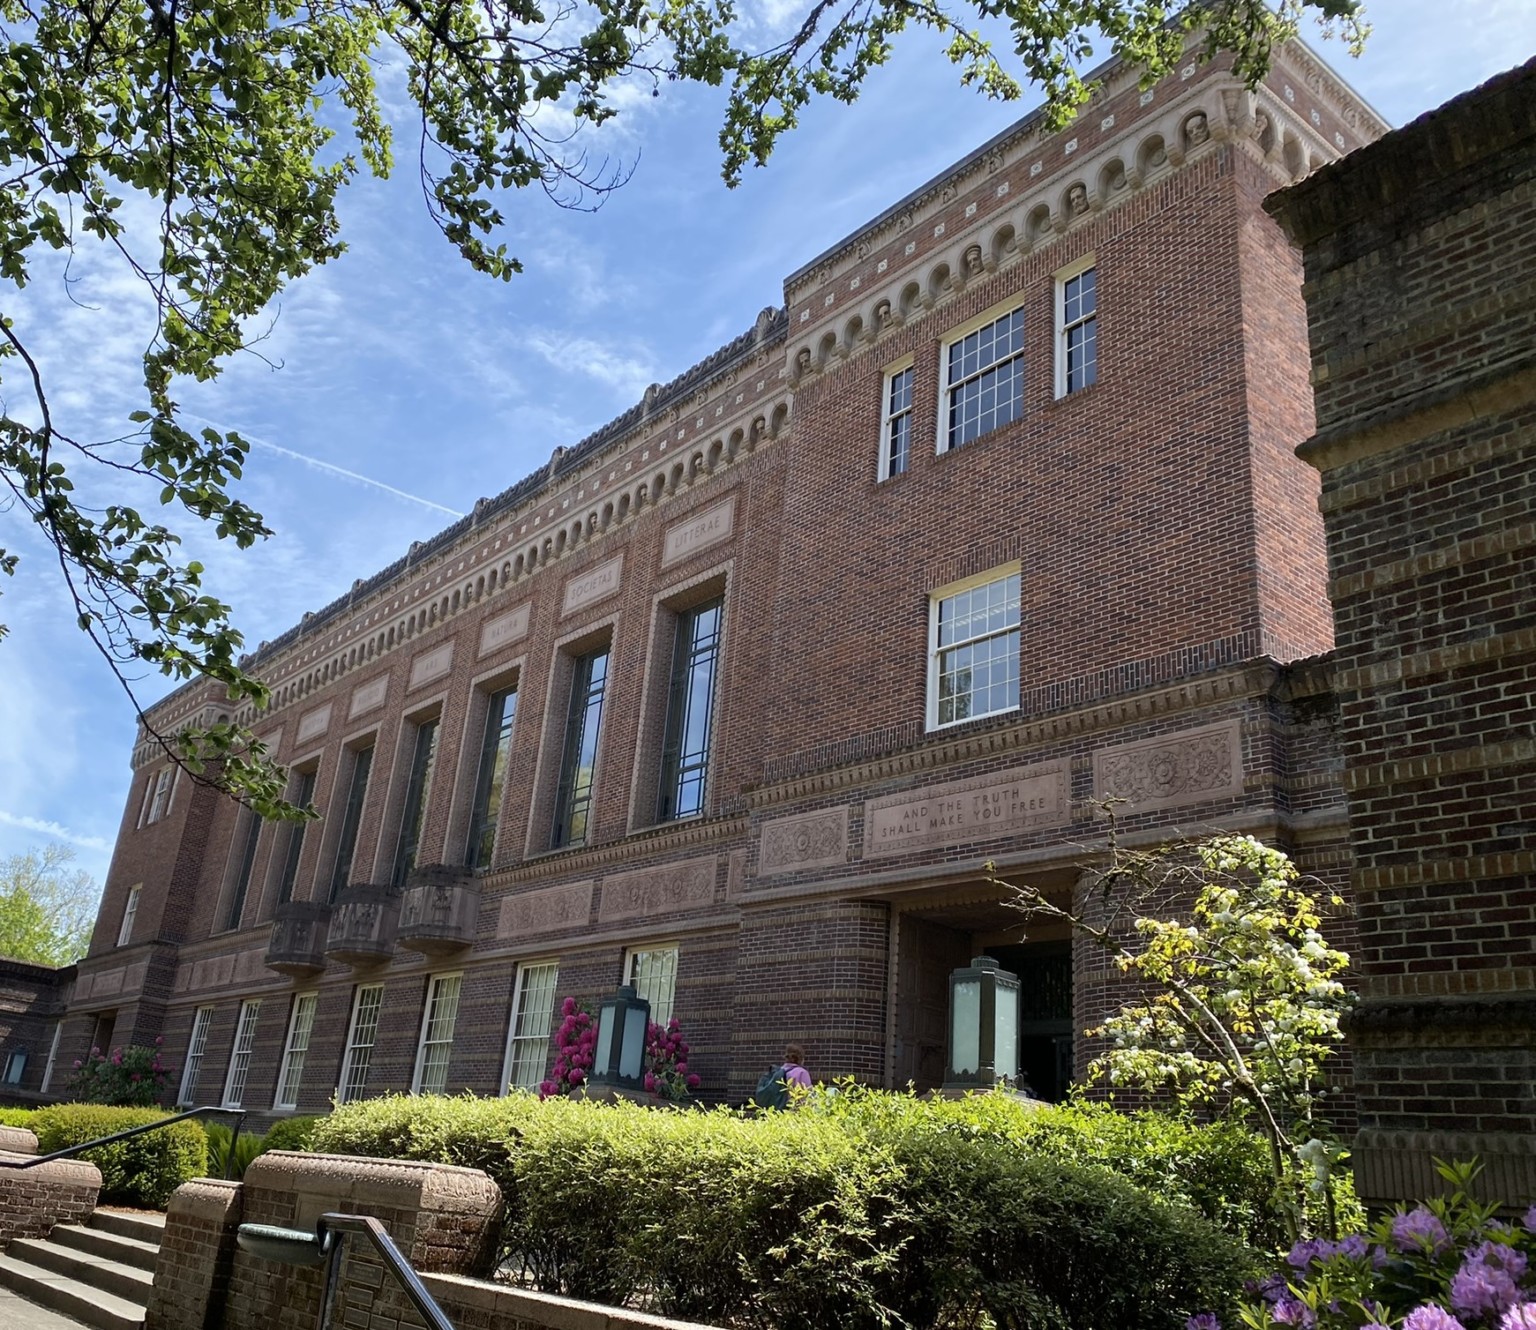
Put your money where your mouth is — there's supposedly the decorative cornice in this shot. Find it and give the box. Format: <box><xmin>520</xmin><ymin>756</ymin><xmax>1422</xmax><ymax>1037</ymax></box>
<box><xmin>489</xmin><ymin>814</ymin><xmax>749</xmax><ymax>886</ymax></box>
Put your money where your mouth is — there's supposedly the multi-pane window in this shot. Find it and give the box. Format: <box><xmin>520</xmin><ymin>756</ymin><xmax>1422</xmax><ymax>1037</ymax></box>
<box><xmin>39</xmin><ymin>1022</ymin><xmax>61</xmax><ymax>1094</ymax></box>
<box><xmin>329</xmin><ymin>744</ymin><xmax>374</xmax><ymax>900</ymax></box>
<box><xmin>338</xmin><ymin>984</ymin><xmax>384</xmax><ymax>1104</ymax></box>
<box><xmin>179</xmin><ymin>1009</ymin><xmax>212</xmax><ymax>1106</ymax></box>
<box><xmin>225</xmin><ymin>811</ymin><xmax>262</xmax><ymax>931</ymax></box>
<box><xmin>1058</xmin><ymin>264</ymin><xmax>1098</xmax><ymax>396</ymax></box>
<box><xmin>117</xmin><ymin>885</ymin><xmax>141</xmax><ymax>946</ymax></box>
<box><xmin>658</xmin><ymin>601</ymin><xmax>722</xmax><ymax>822</ymax></box>
<box><xmin>276</xmin><ymin>769</ymin><xmax>317</xmax><ymax>905</ymax></box>
<box><xmin>625</xmin><ymin>947</ymin><xmax>678</xmax><ymax>1027</ymax></box>
<box><xmin>553</xmin><ymin>649</ymin><xmax>609</xmax><ymax>849</ymax></box>
<box><xmin>930</xmin><ymin>570</ymin><xmax>1021</xmax><ymax>728</ymax></box>
<box><xmin>880</xmin><ymin>363</ymin><xmax>914</xmax><ymax>480</ymax></box>
<box><xmin>274</xmin><ymin>992</ymin><xmax>318</xmax><ymax>1110</ymax></box>
<box><xmin>466</xmin><ymin>688</ymin><xmax>516</xmax><ymax>869</ymax></box>
<box><xmin>503</xmin><ymin>962</ymin><xmax>559</xmax><ymax>1093</ymax></box>
<box><xmin>140</xmin><ymin>767</ymin><xmax>173</xmax><ymax>827</ymax></box>
<box><xmin>942</xmin><ymin>307</ymin><xmax>1025</xmax><ymax>450</ymax></box>
<box><xmin>221</xmin><ymin>999</ymin><xmax>261</xmax><ymax>1109</ymax></box>
<box><xmin>393</xmin><ymin>720</ymin><xmax>439</xmax><ymax>887</ymax></box>
<box><xmin>412</xmin><ymin>973</ymin><xmax>462</xmax><ymax>1095</ymax></box>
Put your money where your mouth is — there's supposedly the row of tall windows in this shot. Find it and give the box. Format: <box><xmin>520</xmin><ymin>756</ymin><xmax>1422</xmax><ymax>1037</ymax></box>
<box><xmin>174</xmin><ymin>947</ymin><xmax>678</xmax><ymax>1109</ymax></box>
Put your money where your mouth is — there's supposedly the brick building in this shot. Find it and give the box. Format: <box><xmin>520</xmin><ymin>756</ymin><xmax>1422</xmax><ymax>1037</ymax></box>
<box><xmin>47</xmin><ymin>42</ymin><xmax>1388</xmax><ymax>1124</ymax></box>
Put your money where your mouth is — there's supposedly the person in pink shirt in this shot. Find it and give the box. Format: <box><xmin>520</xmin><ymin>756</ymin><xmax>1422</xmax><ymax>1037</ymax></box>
<box><xmin>782</xmin><ymin>1043</ymin><xmax>812</xmax><ymax>1099</ymax></box>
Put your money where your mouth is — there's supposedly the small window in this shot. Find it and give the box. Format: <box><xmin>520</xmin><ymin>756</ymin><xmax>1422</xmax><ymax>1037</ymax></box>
<box><xmin>502</xmin><ymin>961</ymin><xmax>559</xmax><ymax>1093</ymax></box>
<box><xmin>141</xmin><ymin>767</ymin><xmax>174</xmax><ymax>827</ymax></box>
<box><xmin>329</xmin><ymin>744</ymin><xmax>374</xmax><ymax>900</ymax></box>
<box><xmin>117</xmin><ymin>885</ymin><xmax>141</xmax><ymax>947</ymax></box>
<box><xmin>928</xmin><ymin>568</ymin><xmax>1021</xmax><ymax>729</ymax></box>
<box><xmin>553</xmin><ymin>649</ymin><xmax>609</xmax><ymax>849</ymax></box>
<box><xmin>225</xmin><ymin>811</ymin><xmax>262</xmax><ymax>932</ymax></box>
<box><xmin>412</xmin><ymin>973</ymin><xmax>462</xmax><ymax>1095</ymax></box>
<box><xmin>338</xmin><ymin>984</ymin><xmax>384</xmax><ymax>1104</ymax></box>
<box><xmin>276</xmin><ymin>769</ymin><xmax>318</xmax><ymax>905</ymax></box>
<box><xmin>393</xmin><ymin>719</ymin><xmax>440</xmax><ymax>887</ymax></box>
<box><xmin>879</xmin><ymin>361</ymin><xmax>914</xmax><ymax>480</ymax></box>
<box><xmin>1056</xmin><ymin>261</ymin><xmax>1097</xmax><ymax>396</ymax></box>
<box><xmin>2</xmin><ymin>1049</ymin><xmax>27</xmax><ymax>1086</ymax></box>
<box><xmin>657</xmin><ymin>600</ymin><xmax>722</xmax><ymax>822</ymax></box>
<box><xmin>465</xmin><ymin>688</ymin><xmax>517</xmax><ymax>870</ymax></box>
<box><xmin>940</xmin><ymin>306</ymin><xmax>1025</xmax><ymax>451</ymax></box>
<box><xmin>221</xmin><ymin>1000</ymin><xmax>262</xmax><ymax>1109</ymax></box>
<box><xmin>624</xmin><ymin>946</ymin><xmax>678</xmax><ymax>1027</ymax></box>
<box><xmin>274</xmin><ymin>993</ymin><xmax>318</xmax><ymax>1111</ymax></box>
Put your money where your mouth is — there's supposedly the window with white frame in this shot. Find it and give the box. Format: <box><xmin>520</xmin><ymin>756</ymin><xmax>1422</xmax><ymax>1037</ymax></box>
<box><xmin>879</xmin><ymin>360</ymin><xmax>914</xmax><ymax>480</ymax></box>
<box><xmin>2</xmin><ymin>1050</ymin><xmax>26</xmax><ymax>1085</ymax></box>
<box><xmin>117</xmin><ymin>885</ymin><xmax>141</xmax><ymax>947</ymax></box>
<box><xmin>178</xmin><ymin>1008</ymin><xmax>213</xmax><ymax>1106</ymax></box>
<box><xmin>624</xmin><ymin>946</ymin><xmax>678</xmax><ymax>1028</ymax></box>
<box><xmin>940</xmin><ymin>305</ymin><xmax>1025</xmax><ymax>451</ymax></box>
<box><xmin>274</xmin><ymin>992</ymin><xmax>318</xmax><ymax>1110</ymax></box>
<box><xmin>928</xmin><ymin>568</ymin><xmax>1021</xmax><ymax>729</ymax></box>
<box><xmin>140</xmin><ymin>767</ymin><xmax>174</xmax><ymax>827</ymax></box>
<box><xmin>502</xmin><ymin>961</ymin><xmax>559</xmax><ymax>1092</ymax></box>
<box><xmin>221</xmin><ymin>1000</ymin><xmax>262</xmax><ymax>1108</ymax></box>
<box><xmin>338</xmin><ymin>984</ymin><xmax>384</xmax><ymax>1104</ymax></box>
<box><xmin>39</xmin><ymin>1022</ymin><xmax>61</xmax><ymax>1094</ymax></box>
<box><xmin>413</xmin><ymin>973</ymin><xmax>463</xmax><ymax>1095</ymax></box>
<box><xmin>1056</xmin><ymin>260</ymin><xmax>1097</xmax><ymax>396</ymax></box>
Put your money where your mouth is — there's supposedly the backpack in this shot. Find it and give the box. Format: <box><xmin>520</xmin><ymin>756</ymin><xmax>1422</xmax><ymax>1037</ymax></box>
<box><xmin>753</xmin><ymin>1063</ymin><xmax>791</xmax><ymax>1110</ymax></box>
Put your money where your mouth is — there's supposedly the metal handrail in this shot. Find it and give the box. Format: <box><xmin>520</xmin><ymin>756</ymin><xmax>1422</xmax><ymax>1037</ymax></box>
<box><xmin>236</xmin><ymin>1213</ymin><xmax>456</xmax><ymax>1330</ymax></box>
<box><xmin>0</xmin><ymin>1105</ymin><xmax>247</xmax><ymax>1180</ymax></box>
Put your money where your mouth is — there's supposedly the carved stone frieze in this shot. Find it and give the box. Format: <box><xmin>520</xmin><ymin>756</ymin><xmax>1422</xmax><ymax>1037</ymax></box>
<box><xmin>497</xmin><ymin>881</ymin><xmax>594</xmax><ymax>938</ymax></box>
<box><xmin>759</xmin><ymin>807</ymin><xmax>849</xmax><ymax>876</ymax></box>
<box><xmin>598</xmin><ymin>856</ymin><xmax>717</xmax><ymax>924</ymax></box>
<box><xmin>563</xmin><ymin>556</ymin><xmax>623</xmax><ymax>615</ymax></box>
<box><xmin>864</xmin><ymin>762</ymin><xmax>1069</xmax><ymax>857</ymax></box>
<box><xmin>1091</xmin><ymin>720</ymin><xmax>1244</xmax><ymax>812</ymax></box>
<box><xmin>479</xmin><ymin>604</ymin><xmax>530</xmax><ymax>656</ymax></box>
<box><xmin>661</xmin><ymin>497</ymin><xmax>735</xmax><ymax>567</ymax></box>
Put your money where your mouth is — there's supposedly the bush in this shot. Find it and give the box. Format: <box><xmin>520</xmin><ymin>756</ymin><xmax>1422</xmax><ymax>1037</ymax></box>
<box><xmin>0</xmin><ymin>1108</ymin><xmax>35</xmax><ymax>1127</ymax></box>
<box><xmin>317</xmin><ymin>1091</ymin><xmax>1258</xmax><ymax>1329</ymax></box>
<box><xmin>31</xmin><ymin>1104</ymin><xmax>207</xmax><ymax>1208</ymax></box>
<box><xmin>262</xmin><ymin>1115</ymin><xmax>323</xmax><ymax>1153</ymax></box>
<box><xmin>204</xmin><ymin>1122</ymin><xmax>266</xmax><ymax>1181</ymax></box>
<box><xmin>67</xmin><ymin>1043</ymin><xmax>175</xmax><ymax>1106</ymax></box>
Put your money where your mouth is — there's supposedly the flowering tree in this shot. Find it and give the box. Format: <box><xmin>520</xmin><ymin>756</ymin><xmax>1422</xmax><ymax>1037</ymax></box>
<box><xmin>69</xmin><ymin>1040</ymin><xmax>174</xmax><ymax>1107</ymax></box>
<box><xmin>540</xmin><ymin>998</ymin><xmax>701</xmax><ymax>1100</ymax></box>
<box><xmin>998</xmin><ymin>828</ymin><xmax>1353</xmax><ymax>1240</ymax></box>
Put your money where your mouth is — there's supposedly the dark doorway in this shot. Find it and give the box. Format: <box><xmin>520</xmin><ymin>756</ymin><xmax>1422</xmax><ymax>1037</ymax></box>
<box><xmin>989</xmin><ymin>942</ymin><xmax>1073</xmax><ymax>1101</ymax></box>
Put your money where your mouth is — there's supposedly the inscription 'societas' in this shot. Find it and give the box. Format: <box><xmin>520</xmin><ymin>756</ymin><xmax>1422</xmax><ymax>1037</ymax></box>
<box><xmin>864</xmin><ymin>765</ymin><xmax>1067</xmax><ymax>855</ymax></box>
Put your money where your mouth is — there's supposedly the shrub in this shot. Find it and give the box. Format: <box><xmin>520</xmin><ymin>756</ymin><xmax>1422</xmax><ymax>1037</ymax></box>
<box><xmin>0</xmin><ymin>1108</ymin><xmax>35</xmax><ymax>1127</ymax></box>
<box><xmin>262</xmin><ymin>1115</ymin><xmax>323</xmax><ymax>1153</ymax></box>
<box><xmin>31</xmin><ymin>1104</ymin><xmax>207</xmax><ymax>1208</ymax></box>
<box><xmin>204</xmin><ymin>1122</ymin><xmax>266</xmax><ymax>1180</ymax></box>
<box><xmin>67</xmin><ymin>1043</ymin><xmax>175</xmax><ymax>1106</ymax></box>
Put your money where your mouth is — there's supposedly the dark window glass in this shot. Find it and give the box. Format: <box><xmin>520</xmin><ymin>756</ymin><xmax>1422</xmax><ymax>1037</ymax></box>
<box><xmin>465</xmin><ymin>688</ymin><xmax>517</xmax><ymax>869</ymax></box>
<box><xmin>884</xmin><ymin>366</ymin><xmax>913</xmax><ymax>478</ymax></box>
<box><xmin>945</xmin><ymin>308</ymin><xmax>1025</xmax><ymax>449</ymax></box>
<box><xmin>329</xmin><ymin>745</ymin><xmax>374</xmax><ymax>900</ymax></box>
<box><xmin>276</xmin><ymin>770</ymin><xmax>317</xmax><ymax>905</ymax></box>
<box><xmin>552</xmin><ymin>649</ymin><xmax>608</xmax><ymax>848</ymax></box>
<box><xmin>658</xmin><ymin>600</ymin><xmax>722</xmax><ymax>821</ymax></box>
<box><xmin>392</xmin><ymin>720</ymin><xmax>440</xmax><ymax>887</ymax></box>
<box><xmin>225</xmin><ymin>811</ymin><xmax>262</xmax><ymax>931</ymax></box>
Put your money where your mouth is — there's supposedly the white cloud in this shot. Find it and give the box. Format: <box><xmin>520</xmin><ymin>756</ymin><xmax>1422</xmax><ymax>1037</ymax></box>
<box><xmin>0</xmin><ymin>812</ymin><xmax>114</xmax><ymax>855</ymax></box>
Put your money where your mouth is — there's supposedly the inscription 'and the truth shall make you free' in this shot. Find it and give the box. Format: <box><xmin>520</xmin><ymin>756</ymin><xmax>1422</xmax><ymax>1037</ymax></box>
<box><xmin>864</xmin><ymin>764</ymin><xmax>1069</xmax><ymax>856</ymax></box>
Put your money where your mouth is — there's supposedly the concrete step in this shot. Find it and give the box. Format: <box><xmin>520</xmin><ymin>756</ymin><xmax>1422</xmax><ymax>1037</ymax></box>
<box><xmin>87</xmin><ymin>1212</ymin><xmax>165</xmax><ymax>1246</ymax></box>
<box><xmin>48</xmin><ymin>1225</ymin><xmax>159</xmax><ymax>1273</ymax></box>
<box><xmin>0</xmin><ymin>1252</ymin><xmax>145</xmax><ymax>1330</ymax></box>
<box><xmin>8</xmin><ymin>1237</ymin><xmax>154</xmax><ymax>1304</ymax></box>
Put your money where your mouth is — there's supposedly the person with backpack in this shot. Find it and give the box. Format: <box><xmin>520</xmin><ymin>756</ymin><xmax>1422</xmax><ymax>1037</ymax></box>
<box><xmin>752</xmin><ymin>1043</ymin><xmax>812</xmax><ymax>1110</ymax></box>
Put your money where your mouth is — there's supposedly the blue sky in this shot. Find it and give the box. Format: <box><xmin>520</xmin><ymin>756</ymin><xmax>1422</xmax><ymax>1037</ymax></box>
<box><xmin>1</xmin><ymin>2</ymin><xmax>1533</xmax><ymax>898</ymax></box>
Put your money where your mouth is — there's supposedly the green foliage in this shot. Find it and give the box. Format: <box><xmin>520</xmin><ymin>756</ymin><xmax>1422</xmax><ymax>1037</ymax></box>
<box><xmin>204</xmin><ymin>1122</ymin><xmax>266</xmax><ymax>1181</ymax></box>
<box><xmin>31</xmin><ymin>1104</ymin><xmax>207</xmax><ymax>1208</ymax></box>
<box><xmin>68</xmin><ymin>1043</ymin><xmax>175</xmax><ymax>1107</ymax></box>
<box><xmin>317</xmin><ymin>1090</ymin><xmax>1261</xmax><ymax>1328</ymax></box>
<box><xmin>261</xmin><ymin>1115</ymin><xmax>324</xmax><ymax>1153</ymax></box>
<box><xmin>0</xmin><ymin>0</ymin><xmax>1362</xmax><ymax>813</ymax></box>
<box><xmin>0</xmin><ymin>1107</ymin><xmax>35</xmax><ymax>1127</ymax></box>
<box><xmin>0</xmin><ymin>845</ymin><xmax>96</xmax><ymax>966</ymax></box>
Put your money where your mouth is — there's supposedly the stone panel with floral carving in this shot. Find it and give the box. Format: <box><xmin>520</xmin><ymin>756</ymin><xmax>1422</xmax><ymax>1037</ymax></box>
<box><xmin>758</xmin><ymin>808</ymin><xmax>848</xmax><ymax>876</ymax></box>
<box><xmin>1091</xmin><ymin>721</ymin><xmax>1243</xmax><ymax>813</ymax></box>
<box><xmin>497</xmin><ymin>882</ymin><xmax>594</xmax><ymax>938</ymax></box>
<box><xmin>598</xmin><ymin>857</ymin><xmax>717</xmax><ymax>924</ymax></box>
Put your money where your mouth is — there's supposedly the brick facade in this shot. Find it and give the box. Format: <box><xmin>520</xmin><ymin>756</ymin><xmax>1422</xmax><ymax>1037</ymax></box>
<box><xmin>1268</xmin><ymin>56</ymin><xmax>1536</xmax><ymax>1206</ymax></box>
<box><xmin>65</xmin><ymin>42</ymin><xmax>1387</xmax><ymax>1127</ymax></box>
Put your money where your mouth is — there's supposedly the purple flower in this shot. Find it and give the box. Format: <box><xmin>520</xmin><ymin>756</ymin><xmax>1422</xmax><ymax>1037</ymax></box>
<box><xmin>1403</xmin><ymin>1308</ymin><xmax>1466</xmax><ymax>1330</ymax></box>
<box><xmin>1501</xmin><ymin>1307</ymin><xmax>1536</xmax><ymax>1330</ymax></box>
<box><xmin>1393</xmin><ymin>1208</ymin><xmax>1452</xmax><ymax>1255</ymax></box>
<box><xmin>566</xmin><ymin>1067</ymin><xmax>584</xmax><ymax>1085</ymax></box>
<box><xmin>1272</xmin><ymin>1298</ymin><xmax>1315</xmax><ymax>1326</ymax></box>
<box><xmin>1186</xmin><ymin>1316</ymin><xmax>1221</xmax><ymax>1330</ymax></box>
<box><xmin>643</xmin><ymin>1072</ymin><xmax>657</xmax><ymax>1092</ymax></box>
<box><xmin>1524</xmin><ymin>1207</ymin><xmax>1536</xmax><ymax>1236</ymax></box>
<box><xmin>685</xmin><ymin>1073</ymin><xmax>701</xmax><ymax>1089</ymax></box>
<box><xmin>1450</xmin><ymin>1243</ymin><xmax>1526</xmax><ymax>1320</ymax></box>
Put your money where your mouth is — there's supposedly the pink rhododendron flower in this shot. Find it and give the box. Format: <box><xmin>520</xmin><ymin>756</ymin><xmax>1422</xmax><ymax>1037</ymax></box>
<box><xmin>1501</xmin><ymin>1306</ymin><xmax>1536</xmax><ymax>1330</ymax></box>
<box><xmin>1403</xmin><ymin>1307</ymin><xmax>1466</xmax><ymax>1330</ymax></box>
<box><xmin>685</xmin><ymin>1074</ymin><xmax>701</xmax><ymax>1089</ymax></box>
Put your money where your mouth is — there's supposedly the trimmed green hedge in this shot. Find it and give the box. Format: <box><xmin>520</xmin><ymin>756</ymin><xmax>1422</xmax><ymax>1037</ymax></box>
<box><xmin>31</xmin><ymin>1105</ymin><xmax>207</xmax><ymax>1208</ymax></box>
<box><xmin>313</xmin><ymin>1092</ymin><xmax>1261</xmax><ymax>1329</ymax></box>
<box><xmin>0</xmin><ymin>1108</ymin><xmax>35</xmax><ymax>1128</ymax></box>
<box><xmin>261</xmin><ymin>1115</ymin><xmax>324</xmax><ymax>1153</ymax></box>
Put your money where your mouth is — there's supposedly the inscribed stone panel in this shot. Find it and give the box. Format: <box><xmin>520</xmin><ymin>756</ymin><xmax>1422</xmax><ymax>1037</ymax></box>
<box><xmin>349</xmin><ymin>676</ymin><xmax>388</xmax><ymax>718</ymax></box>
<box><xmin>598</xmin><ymin>857</ymin><xmax>717</xmax><ymax>924</ymax></box>
<box><xmin>864</xmin><ymin>762</ymin><xmax>1069</xmax><ymax>857</ymax></box>
<box><xmin>479</xmin><ymin>604</ymin><xmax>530</xmax><ymax>656</ymax></box>
<box><xmin>759</xmin><ymin>807</ymin><xmax>849</xmax><ymax>875</ymax></box>
<box><xmin>497</xmin><ymin>882</ymin><xmax>594</xmax><ymax>938</ymax></box>
<box><xmin>296</xmin><ymin>704</ymin><xmax>332</xmax><ymax>744</ymax></box>
<box><xmin>563</xmin><ymin>556</ymin><xmax>623</xmax><ymax>615</ymax></box>
<box><xmin>410</xmin><ymin>643</ymin><xmax>454</xmax><ymax>690</ymax></box>
<box><xmin>661</xmin><ymin>497</ymin><xmax>736</xmax><ymax>567</ymax></box>
<box><xmin>1091</xmin><ymin>720</ymin><xmax>1244</xmax><ymax>812</ymax></box>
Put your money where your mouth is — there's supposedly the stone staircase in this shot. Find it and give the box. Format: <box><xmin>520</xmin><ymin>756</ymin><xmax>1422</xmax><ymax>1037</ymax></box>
<box><xmin>0</xmin><ymin>1209</ymin><xmax>164</xmax><ymax>1329</ymax></box>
